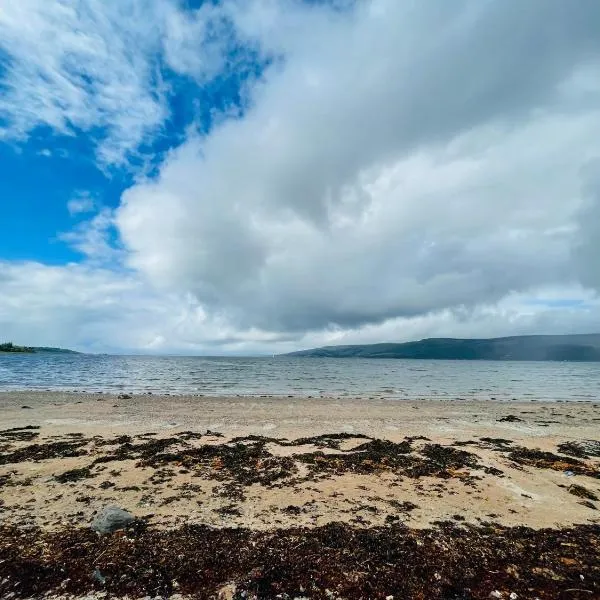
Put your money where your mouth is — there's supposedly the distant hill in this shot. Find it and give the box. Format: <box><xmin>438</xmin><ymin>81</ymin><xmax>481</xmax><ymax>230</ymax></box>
<box><xmin>284</xmin><ymin>334</ymin><xmax>600</xmax><ymax>362</ymax></box>
<box><xmin>0</xmin><ymin>342</ymin><xmax>79</xmax><ymax>354</ymax></box>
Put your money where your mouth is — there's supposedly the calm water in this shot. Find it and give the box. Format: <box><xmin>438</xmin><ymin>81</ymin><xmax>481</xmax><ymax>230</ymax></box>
<box><xmin>0</xmin><ymin>353</ymin><xmax>599</xmax><ymax>401</ymax></box>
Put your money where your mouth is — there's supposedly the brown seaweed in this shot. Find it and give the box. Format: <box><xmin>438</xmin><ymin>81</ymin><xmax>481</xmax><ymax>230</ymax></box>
<box><xmin>0</xmin><ymin>522</ymin><xmax>598</xmax><ymax>599</ymax></box>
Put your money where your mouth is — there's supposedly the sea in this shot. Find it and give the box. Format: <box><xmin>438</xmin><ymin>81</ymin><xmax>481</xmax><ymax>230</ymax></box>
<box><xmin>0</xmin><ymin>353</ymin><xmax>599</xmax><ymax>401</ymax></box>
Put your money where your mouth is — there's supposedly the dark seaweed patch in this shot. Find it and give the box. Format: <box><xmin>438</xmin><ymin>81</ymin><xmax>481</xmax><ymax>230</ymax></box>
<box><xmin>0</xmin><ymin>440</ymin><xmax>88</xmax><ymax>465</ymax></box>
<box><xmin>558</xmin><ymin>440</ymin><xmax>600</xmax><ymax>459</ymax></box>
<box><xmin>0</xmin><ymin>522</ymin><xmax>598</xmax><ymax>599</ymax></box>
<box><xmin>55</xmin><ymin>467</ymin><xmax>93</xmax><ymax>483</ymax></box>
<box><xmin>479</xmin><ymin>437</ymin><xmax>514</xmax><ymax>447</ymax></box>
<box><xmin>286</xmin><ymin>432</ymin><xmax>372</xmax><ymax>450</ymax></box>
<box><xmin>0</xmin><ymin>426</ymin><xmax>40</xmax><ymax>443</ymax></box>
<box><xmin>568</xmin><ymin>484</ymin><xmax>599</xmax><ymax>501</ymax></box>
<box><xmin>508</xmin><ymin>447</ymin><xmax>600</xmax><ymax>477</ymax></box>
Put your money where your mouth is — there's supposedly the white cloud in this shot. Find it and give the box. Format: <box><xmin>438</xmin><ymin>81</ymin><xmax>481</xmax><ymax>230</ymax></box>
<box><xmin>0</xmin><ymin>0</ymin><xmax>241</xmax><ymax>166</ymax></box>
<box><xmin>117</xmin><ymin>0</ymin><xmax>600</xmax><ymax>336</ymax></box>
<box><xmin>2</xmin><ymin>0</ymin><xmax>600</xmax><ymax>352</ymax></box>
<box><xmin>1</xmin><ymin>261</ymin><xmax>599</xmax><ymax>355</ymax></box>
<box><xmin>0</xmin><ymin>0</ymin><xmax>171</xmax><ymax>165</ymax></box>
<box><xmin>59</xmin><ymin>207</ymin><xmax>120</xmax><ymax>263</ymax></box>
<box><xmin>67</xmin><ymin>192</ymin><xmax>96</xmax><ymax>216</ymax></box>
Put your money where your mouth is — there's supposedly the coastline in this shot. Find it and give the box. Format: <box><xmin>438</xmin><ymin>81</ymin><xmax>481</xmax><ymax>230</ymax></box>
<box><xmin>1</xmin><ymin>392</ymin><xmax>599</xmax><ymax>598</ymax></box>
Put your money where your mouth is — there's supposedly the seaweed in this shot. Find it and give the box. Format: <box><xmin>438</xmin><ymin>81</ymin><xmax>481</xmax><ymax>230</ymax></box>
<box><xmin>0</xmin><ymin>426</ymin><xmax>40</xmax><ymax>443</ymax></box>
<box><xmin>285</xmin><ymin>432</ymin><xmax>372</xmax><ymax>450</ymax></box>
<box><xmin>568</xmin><ymin>484</ymin><xmax>599</xmax><ymax>501</ymax></box>
<box><xmin>479</xmin><ymin>437</ymin><xmax>514</xmax><ymax>447</ymax></box>
<box><xmin>55</xmin><ymin>466</ymin><xmax>93</xmax><ymax>483</ymax></box>
<box><xmin>497</xmin><ymin>415</ymin><xmax>523</xmax><ymax>423</ymax></box>
<box><xmin>0</xmin><ymin>522</ymin><xmax>598</xmax><ymax>599</ymax></box>
<box><xmin>508</xmin><ymin>447</ymin><xmax>600</xmax><ymax>477</ymax></box>
<box><xmin>0</xmin><ymin>440</ymin><xmax>88</xmax><ymax>465</ymax></box>
<box><xmin>558</xmin><ymin>440</ymin><xmax>600</xmax><ymax>459</ymax></box>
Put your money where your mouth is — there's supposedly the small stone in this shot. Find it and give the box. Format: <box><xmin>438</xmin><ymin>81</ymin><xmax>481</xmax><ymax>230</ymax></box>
<box><xmin>489</xmin><ymin>592</ymin><xmax>503</xmax><ymax>599</ymax></box>
<box><xmin>91</xmin><ymin>505</ymin><xmax>134</xmax><ymax>533</ymax></box>
<box><xmin>509</xmin><ymin>593</ymin><xmax>518</xmax><ymax>600</ymax></box>
<box><xmin>117</xmin><ymin>393</ymin><xmax>132</xmax><ymax>399</ymax></box>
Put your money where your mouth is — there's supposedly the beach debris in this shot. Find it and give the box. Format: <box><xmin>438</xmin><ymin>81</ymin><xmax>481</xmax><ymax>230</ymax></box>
<box><xmin>479</xmin><ymin>437</ymin><xmax>514</xmax><ymax>447</ymax></box>
<box><xmin>284</xmin><ymin>432</ymin><xmax>371</xmax><ymax>450</ymax></box>
<box><xmin>117</xmin><ymin>393</ymin><xmax>132</xmax><ymax>399</ymax></box>
<box><xmin>0</xmin><ymin>521</ymin><xmax>598</xmax><ymax>599</ymax></box>
<box><xmin>507</xmin><ymin>447</ymin><xmax>600</xmax><ymax>477</ymax></box>
<box><xmin>558</xmin><ymin>440</ymin><xmax>600</xmax><ymax>458</ymax></box>
<box><xmin>0</xmin><ymin>439</ymin><xmax>88</xmax><ymax>465</ymax></box>
<box><xmin>55</xmin><ymin>466</ymin><xmax>93</xmax><ymax>483</ymax></box>
<box><xmin>568</xmin><ymin>484</ymin><xmax>599</xmax><ymax>501</ymax></box>
<box><xmin>497</xmin><ymin>415</ymin><xmax>523</xmax><ymax>423</ymax></box>
<box><xmin>90</xmin><ymin>505</ymin><xmax>134</xmax><ymax>534</ymax></box>
<box><xmin>0</xmin><ymin>426</ymin><xmax>40</xmax><ymax>442</ymax></box>
<box><xmin>20</xmin><ymin>406</ymin><xmax>32</xmax><ymax>409</ymax></box>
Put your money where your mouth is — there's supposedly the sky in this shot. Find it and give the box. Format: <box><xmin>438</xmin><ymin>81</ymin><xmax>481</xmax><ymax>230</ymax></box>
<box><xmin>1</xmin><ymin>0</ymin><xmax>600</xmax><ymax>355</ymax></box>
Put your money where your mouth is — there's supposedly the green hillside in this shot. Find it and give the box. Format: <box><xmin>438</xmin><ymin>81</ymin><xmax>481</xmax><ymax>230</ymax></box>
<box><xmin>284</xmin><ymin>334</ymin><xmax>600</xmax><ymax>362</ymax></box>
<box><xmin>0</xmin><ymin>342</ymin><xmax>79</xmax><ymax>354</ymax></box>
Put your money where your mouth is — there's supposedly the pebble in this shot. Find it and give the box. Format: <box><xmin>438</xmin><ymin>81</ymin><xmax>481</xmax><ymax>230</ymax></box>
<box><xmin>90</xmin><ymin>505</ymin><xmax>134</xmax><ymax>534</ymax></box>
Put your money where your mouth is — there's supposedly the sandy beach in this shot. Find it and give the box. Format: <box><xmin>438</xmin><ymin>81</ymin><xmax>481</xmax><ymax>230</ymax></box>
<box><xmin>1</xmin><ymin>392</ymin><xmax>599</xmax><ymax>598</ymax></box>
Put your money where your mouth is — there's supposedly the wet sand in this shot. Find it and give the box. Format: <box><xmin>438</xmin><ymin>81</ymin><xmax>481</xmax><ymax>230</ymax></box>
<box><xmin>1</xmin><ymin>392</ymin><xmax>599</xmax><ymax>598</ymax></box>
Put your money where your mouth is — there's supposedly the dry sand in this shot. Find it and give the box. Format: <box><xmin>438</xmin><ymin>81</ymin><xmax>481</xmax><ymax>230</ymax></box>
<box><xmin>1</xmin><ymin>391</ymin><xmax>599</xmax><ymax>532</ymax></box>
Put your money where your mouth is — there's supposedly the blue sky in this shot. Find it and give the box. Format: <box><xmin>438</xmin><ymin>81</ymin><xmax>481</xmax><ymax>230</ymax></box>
<box><xmin>0</xmin><ymin>11</ymin><xmax>266</xmax><ymax>264</ymax></box>
<box><xmin>1</xmin><ymin>0</ymin><xmax>600</xmax><ymax>354</ymax></box>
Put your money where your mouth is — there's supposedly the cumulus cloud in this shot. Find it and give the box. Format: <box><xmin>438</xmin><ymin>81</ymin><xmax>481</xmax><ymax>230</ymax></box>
<box><xmin>0</xmin><ymin>261</ymin><xmax>303</xmax><ymax>354</ymax></box>
<box><xmin>1</xmin><ymin>261</ymin><xmax>599</xmax><ymax>354</ymax></box>
<box><xmin>117</xmin><ymin>0</ymin><xmax>600</xmax><ymax>335</ymax></box>
<box><xmin>2</xmin><ymin>0</ymin><xmax>600</xmax><ymax>351</ymax></box>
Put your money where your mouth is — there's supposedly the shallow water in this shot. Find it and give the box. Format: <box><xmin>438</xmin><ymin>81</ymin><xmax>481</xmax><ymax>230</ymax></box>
<box><xmin>0</xmin><ymin>353</ymin><xmax>599</xmax><ymax>401</ymax></box>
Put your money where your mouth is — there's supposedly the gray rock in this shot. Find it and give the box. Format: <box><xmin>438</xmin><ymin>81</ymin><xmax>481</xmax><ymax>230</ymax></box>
<box><xmin>91</xmin><ymin>505</ymin><xmax>134</xmax><ymax>533</ymax></box>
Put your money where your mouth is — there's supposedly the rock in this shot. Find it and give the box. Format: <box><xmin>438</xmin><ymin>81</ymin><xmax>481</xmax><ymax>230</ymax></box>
<box><xmin>91</xmin><ymin>505</ymin><xmax>134</xmax><ymax>533</ymax></box>
<box><xmin>489</xmin><ymin>592</ymin><xmax>503</xmax><ymax>599</ymax></box>
<box><xmin>21</xmin><ymin>405</ymin><xmax>32</xmax><ymax>409</ymax></box>
<box><xmin>117</xmin><ymin>393</ymin><xmax>132</xmax><ymax>399</ymax></box>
